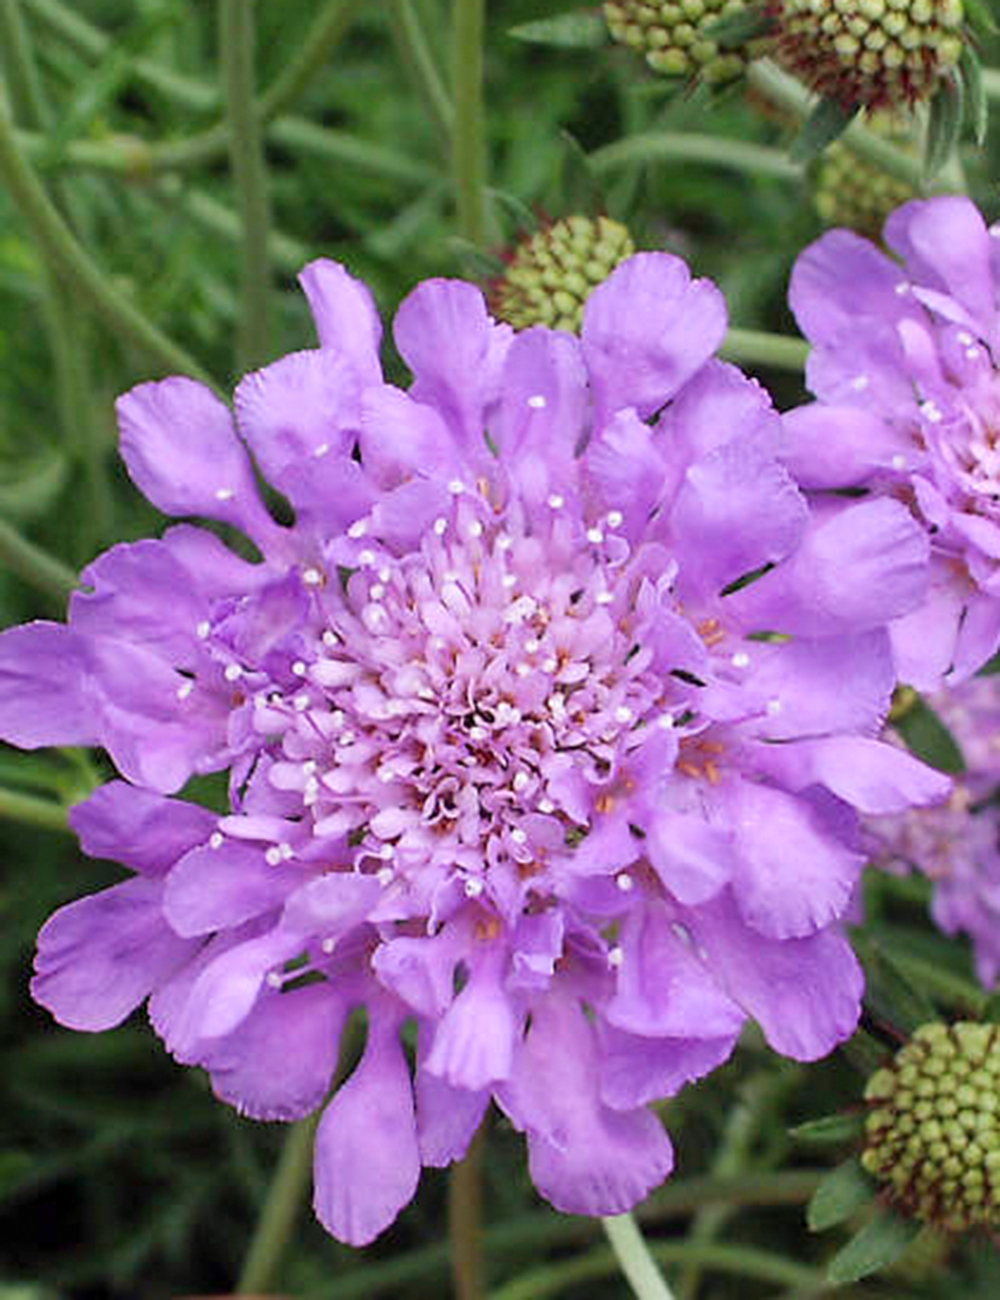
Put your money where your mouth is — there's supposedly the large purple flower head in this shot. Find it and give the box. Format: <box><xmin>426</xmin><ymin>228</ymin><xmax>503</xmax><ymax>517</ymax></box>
<box><xmin>871</xmin><ymin>676</ymin><xmax>1000</xmax><ymax>988</ymax></box>
<box><xmin>786</xmin><ymin>195</ymin><xmax>1000</xmax><ymax>689</ymax></box>
<box><xmin>0</xmin><ymin>254</ymin><xmax>948</xmax><ymax>1244</ymax></box>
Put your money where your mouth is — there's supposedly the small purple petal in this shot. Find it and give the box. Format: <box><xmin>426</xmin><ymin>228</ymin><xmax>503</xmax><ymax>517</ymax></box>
<box><xmin>298</xmin><ymin>258</ymin><xmax>383</xmax><ymax>383</ymax></box>
<box><xmin>163</xmin><ymin>839</ymin><xmax>297</xmax><ymax>937</ymax></box>
<box><xmin>70</xmin><ymin>782</ymin><xmax>215</xmax><ymax>876</ymax></box>
<box><xmin>599</xmin><ymin>1025</ymin><xmax>740</xmax><ymax>1110</ymax></box>
<box><xmin>0</xmin><ymin>622</ymin><xmax>99</xmax><ymax>749</ymax></box>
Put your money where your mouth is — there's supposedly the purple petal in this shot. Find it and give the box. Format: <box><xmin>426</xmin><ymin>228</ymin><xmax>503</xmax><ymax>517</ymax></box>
<box><xmin>32</xmin><ymin>878</ymin><xmax>198</xmax><ymax>1030</ymax></box>
<box><xmin>686</xmin><ymin>891</ymin><xmax>863</xmax><ymax>1060</ymax></box>
<box><xmin>313</xmin><ymin>1014</ymin><xmax>420</xmax><ymax>1245</ymax></box>
<box><xmin>758</xmin><ymin>735</ymin><xmax>952</xmax><ymax>814</ymax></box>
<box><xmin>415</xmin><ymin>1032</ymin><xmax>490</xmax><ymax>1167</ymax></box>
<box><xmin>0</xmin><ymin>622</ymin><xmax>99</xmax><ymax>748</ymax></box>
<box><xmin>599</xmin><ymin>1025</ymin><xmax>740</xmax><ymax>1109</ymax></box>
<box><xmin>779</xmin><ymin>403</ymin><xmax>906</xmax><ymax>489</ymax></box>
<box><xmin>644</xmin><ymin>811</ymin><xmax>735</xmax><ymax>906</ymax></box>
<box><xmin>204</xmin><ymin>983</ymin><xmax>348</xmax><ymax>1120</ymax></box>
<box><xmin>582</xmin><ymin>253</ymin><xmax>727</xmax><ymax>429</ymax></box>
<box><xmin>163</xmin><ymin>839</ymin><xmax>298</xmax><ymax>937</ymax></box>
<box><xmin>424</xmin><ymin>956</ymin><xmax>519</xmax><ymax>1089</ymax></box>
<box><xmin>582</xmin><ymin>408</ymin><xmax>667</xmax><ymax>538</ymax></box>
<box><xmin>889</xmin><ymin>575</ymin><xmax>964</xmax><ymax>691</ymax></box>
<box><xmin>70</xmin><ymin>781</ymin><xmax>216</xmax><ymax>876</ymax></box>
<box><xmin>730</xmin><ymin>780</ymin><xmax>864</xmax><ymax>939</ymax></box>
<box><xmin>280</xmin><ymin>872</ymin><xmax>382</xmax><ymax>937</ymax></box>
<box><xmin>298</xmin><ymin>258</ymin><xmax>383</xmax><ymax>383</ymax></box>
<box><xmin>116</xmin><ymin>377</ymin><xmax>279</xmax><ymax>547</ymax></box>
<box><xmin>360</xmin><ymin>385</ymin><xmax>464</xmax><ymax>488</ymax></box>
<box><xmin>948</xmin><ymin>592</ymin><xmax>1000</xmax><ymax>683</ymax></box>
<box><xmin>372</xmin><ymin>928</ymin><xmax>463</xmax><ymax>1017</ymax></box>
<box><xmin>789</xmin><ymin>228</ymin><xmax>918</xmax><ymax>347</ymax></box>
<box><xmin>884</xmin><ymin>197</ymin><xmax>996</xmax><ymax>332</ymax></box>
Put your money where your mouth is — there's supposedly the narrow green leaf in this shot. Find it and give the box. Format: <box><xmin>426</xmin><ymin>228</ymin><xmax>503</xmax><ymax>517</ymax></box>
<box><xmin>854</xmin><ymin>938</ymin><xmax>939</xmax><ymax>1035</ymax></box>
<box><xmin>702</xmin><ymin>4</ymin><xmax>774</xmax><ymax>48</ymax></box>
<box><xmin>827</xmin><ymin>1209</ymin><xmax>922</xmax><ymax>1283</ymax></box>
<box><xmin>556</xmin><ymin>129</ymin><xmax>605</xmax><ymax>215</ymax></box>
<box><xmin>790</xmin><ymin>1113</ymin><xmax>867</xmax><ymax>1147</ymax></box>
<box><xmin>508</xmin><ymin>12</ymin><xmax>607</xmax><ymax>49</ymax></box>
<box><xmin>960</xmin><ymin>46</ymin><xmax>988</xmax><ymax>147</ymax></box>
<box><xmin>924</xmin><ymin>77</ymin><xmax>963</xmax><ymax>178</ymax></box>
<box><xmin>807</xmin><ymin>1157</ymin><xmax>874</xmax><ymax>1232</ymax></box>
<box><xmin>892</xmin><ymin>694</ymin><xmax>965</xmax><ymax>774</ymax></box>
<box><xmin>790</xmin><ymin>97</ymin><xmax>859</xmax><ymax>163</ymax></box>
<box><xmin>964</xmin><ymin>0</ymin><xmax>999</xmax><ymax>35</ymax></box>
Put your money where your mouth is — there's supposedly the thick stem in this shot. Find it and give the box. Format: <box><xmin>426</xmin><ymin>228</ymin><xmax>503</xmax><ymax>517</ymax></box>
<box><xmin>220</xmin><ymin>0</ymin><xmax>272</xmax><ymax>374</ymax></box>
<box><xmin>720</xmin><ymin>327</ymin><xmax>808</xmax><ymax>373</ymax></box>
<box><xmin>590</xmin><ymin>132</ymin><xmax>801</xmax><ymax>181</ymax></box>
<box><xmin>449</xmin><ymin>1122</ymin><xmax>487</xmax><ymax>1300</ymax></box>
<box><xmin>235</xmin><ymin>1113</ymin><xmax>320</xmax><ymax>1295</ymax></box>
<box><xmin>0</xmin><ymin>785</ymin><xmax>70</xmax><ymax>833</ymax></box>
<box><xmin>602</xmin><ymin>1214</ymin><xmax>676</xmax><ymax>1300</ymax></box>
<box><xmin>451</xmin><ymin>0</ymin><xmax>488</xmax><ymax>247</ymax></box>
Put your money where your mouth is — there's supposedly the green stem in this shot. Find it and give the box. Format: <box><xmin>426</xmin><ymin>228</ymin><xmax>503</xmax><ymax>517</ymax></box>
<box><xmin>157</xmin><ymin>176</ymin><xmax>309</xmax><ymax>275</ymax></box>
<box><xmin>452</xmin><ymin>0</ymin><xmax>488</xmax><ymax>247</ymax></box>
<box><xmin>0</xmin><ymin>785</ymin><xmax>70</xmax><ymax>833</ymax></box>
<box><xmin>720</xmin><ymin>327</ymin><xmax>808</xmax><ymax>373</ymax></box>
<box><xmin>491</xmin><ymin>1240</ymin><xmax>826</xmax><ymax>1300</ymax></box>
<box><xmin>0</xmin><ymin>516</ymin><xmax>77</xmax><ymax>601</ymax></box>
<box><xmin>388</xmin><ymin>0</ymin><xmax>454</xmax><ymax>145</ymax></box>
<box><xmin>0</xmin><ymin>0</ymin><xmax>48</xmax><ymax>127</ymax></box>
<box><xmin>980</xmin><ymin>66</ymin><xmax>1000</xmax><ymax>103</ymax></box>
<box><xmin>261</xmin><ymin>0</ymin><xmax>366</xmax><ymax>121</ymax></box>
<box><xmin>602</xmin><ymin>1214</ymin><xmax>676</xmax><ymax>1300</ymax></box>
<box><xmin>590</xmin><ymin>132</ymin><xmax>801</xmax><ymax>181</ymax></box>
<box><xmin>747</xmin><ymin>59</ymin><xmax>936</xmax><ymax>191</ymax></box>
<box><xmin>450</xmin><ymin>1123</ymin><xmax>487</xmax><ymax>1300</ymax></box>
<box><xmin>0</xmin><ymin>100</ymin><xmax>215</xmax><ymax>387</ymax></box>
<box><xmin>887</xmin><ymin>950</ymin><xmax>986</xmax><ymax>1015</ymax></box>
<box><xmin>220</xmin><ymin>0</ymin><xmax>272</xmax><ymax>374</ymax></box>
<box><xmin>235</xmin><ymin>1112</ymin><xmax>320</xmax><ymax>1295</ymax></box>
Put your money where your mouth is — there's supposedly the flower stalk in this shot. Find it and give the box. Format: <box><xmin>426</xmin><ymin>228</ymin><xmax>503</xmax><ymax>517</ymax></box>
<box><xmin>236</xmin><ymin>1112</ymin><xmax>320</xmax><ymax>1295</ymax></box>
<box><xmin>602</xmin><ymin>1213</ymin><xmax>677</xmax><ymax>1300</ymax></box>
<box><xmin>452</xmin><ymin>0</ymin><xmax>488</xmax><ymax>246</ymax></box>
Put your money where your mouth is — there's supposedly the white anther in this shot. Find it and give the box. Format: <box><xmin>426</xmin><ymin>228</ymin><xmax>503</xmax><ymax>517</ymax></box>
<box><xmin>448</xmin><ymin>479</ymin><xmax>466</xmax><ymax>495</ymax></box>
<box><xmin>921</xmin><ymin>400</ymin><xmax>943</xmax><ymax>424</ymax></box>
<box><xmin>547</xmin><ymin>493</ymin><xmax>565</xmax><ymax>510</ymax></box>
<box><xmin>303</xmin><ymin>567</ymin><xmax>324</xmax><ymax>586</ymax></box>
<box><xmin>433</xmin><ymin>517</ymin><xmax>449</xmax><ymax>536</ymax></box>
<box><xmin>292</xmin><ymin>660</ymin><xmax>307</xmax><ymax>677</ymax></box>
<box><xmin>464</xmin><ymin>877</ymin><xmax>485</xmax><ymax>897</ymax></box>
<box><xmin>538</xmin><ymin>798</ymin><xmax>555</xmax><ymax>814</ymax></box>
<box><xmin>265</xmin><ymin>847</ymin><xmax>282</xmax><ymax>866</ymax></box>
<box><xmin>378</xmin><ymin>567</ymin><xmax>391</xmax><ymax>583</ymax></box>
<box><xmin>338</xmin><ymin>730</ymin><xmax>356</xmax><ymax>746</ymax></box>
<box><xmin>469</xmin><ymin>725</ymin><xmax>488</xmax><ymax>741</ymax></box>
<box><xmin>967</xmin><ymin>347</ymin><xmax>982</xmax><ymax>361</ymax></box>
<box><xmin>731</xmin><ymin>651</ymin><xmax>750</xmax><ymax>669</ymax></box>
<box><xmin>379</xmin><ymin>844</ymin><xmax>395</xmax><ymax>860</ymax></box>
<box><xmin>525</xmin><ymin>638</ymin><xmax>541</xmax><ymax>654</ymax></box>
<box><xmin>606</xmin><ymin>510</ymin><xmax>624</xmax><ymax>529</ymax></box>
<box><xmin>266</xmin><ymin>972</ymin><xmax>283</xmax><ymax>988</ymax></box>
<box><xmin>224</xmin><ymin>664</ymin><xmax>242</xmax><ymax>682</ymax></box>
<box><xmin>515</xmin><ymin>663</ymin><xmax>531</xmax><ymax>676</ymax></box>
<box><xmin>468</xmin><ymin>520</ymin><xmax>484</xmax><ymax>538</ymax></box>
<box><xmin>958</xmin><ymin>331</ymin><xmax>974</xmax><ymax>346</ymax></box>
<box><xmin>348</xmin><ymin>519</ymin><xmax>368</xmax><ymax>539</ymax></box>
<box><xmin>586</xmin><ymin>527</ymin><xmax>605</xmax><ymax>544</ymax></box>
<box><xmin>615</xmin><ymin>872</ymin><xmax>634</xmax><ymax>892</ymax></box>
<box><xmin>304</xmin><ymin>778</ymin><xmax>319</xmax><ymax>802</ymax></box>
<box><xmin>502</xmin><ymin>573</ymin><xmax>517</xmax><ymax>589</ymax></box>
<box><xmin>418</xmin><ymin>687</ymin><xmax>435</xmax><ymax>701</ymax></box>
<box><xmin>894</xmin><ymin>281</ymin><xmax>911</xmax><ymax>295</ymax></box>
<box><xmin>322</xmin><ymin>630</ymin><xmax>338</xmax><ymax>647</ymax></box>
<box><xmin>510</xmin><ymin>828</ymin><xmax>527</xmax><ymax>845</ymax></box>
<box><xmin>547</xmin><ymin>693</ymin><xmax>566</xmax><ymax>715</ymax></box>
<box><xmin>214</xmin><ymin>487</ymin><xmax>235</xmax><ymax>501</ymax></box>
<box><xmin>496</xmin><ymin>534</ymin><xmax>513</xmax><ymax>551</ymax></box>
<box><xmin>278</xmin><ymin>842</ymin><xmax>292</xmax><ymax>860</ymax></box>
<box><xmin>991</xmin><ymin>225</ymin><xmax>1000</xmax><ymax>240</ymax></box>
<box><xmin>513</xmin><ymin>771</ymin><xmax>530</xmax><ymax>792</ymax></box>
<box><xmin>377</xmin><ymin>867</ymin><xmax>394</xmax><ymax>886</ymax></box>
<box><xmin>657</xmin><ymin>713</ymin><xmax>675</xmax><ymax>729</ymax></box>
<box><xmin>176</xmin><ymin>680</ymin><xmax>195</xmax><ymax>700</ymax></box>
<box><xmin>209</xmin><ymin>832</ymin><xmax>224</xmax><ymax>850</ymax></box>
<box><xmin>313</xmin><ymin>442</ymin><xmax>329</xmax><ymax>458</ymax></box>
<box><xmin>766</xmin><ymin>698</ymin><xmax>783</xmax><ymax>716</ymax></box>
<box><xmin>543</xmin><ymin>657</ymin><xmax>558</xmax><ymax>673</ymax></box>
<box><xmin>527</xmin><ymin>394</ymin><xmax>547</xmax><ymax>409</ymax></box>
<box><xmin>321</xmin><ymin>937</ymin><xmax>337</xmax><ymax>954</ymax></box>
<box><xmin>358</xmin><ymin>549</ymin><xmax>376</xmax><ymax>567</ymax></box>
<box><xmin>302</xmin><ymin>760</ymin><xmax>318</xmax><ymax>775</ymax></box>
<box><xmin>614</xmin><ymin>705</ymin><xmax>634</xmax><ymax>724</ymax></box>
<box><xmin>294</xmin><ymin>694</ymin><xmax>310</xmax><ymax>711</ymax></box>
<box><xmin>370</xmin><ymin>583</ymin><xmax>386</xmax><ymax>601</ymax></box>
<box><xmin>596</xmin><ymin>591</ymin><xmax>614</xmax><ymax>605</ymax></box>
<box><xmin>608</xmin><ymin>945</ymin><xmax>624</xmax><ymax>969</ymax></box>
<box><xmin>378</xmin><ymin>767</ymin><xmax>396</xmax><ymax>783</ymax></box>
<box><xmin>196</xmin><ymin>620</ymin><xmax>211</xmax><ymax>639</ymax></box>
<box><xmin>850</xmin><ymin>374</ymin><xmax>869</xmax><ymax>392</ymax></box>
<box><xmin>891</xmin><ymin>454</ymin><xmax>907</xmax><ymax>471</ymax></box>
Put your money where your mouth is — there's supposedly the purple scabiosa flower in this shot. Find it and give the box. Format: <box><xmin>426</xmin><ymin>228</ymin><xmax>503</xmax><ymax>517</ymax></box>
<box><xmin>0</xmin><ymin>253</ymin><xmax>948</xmax><ymax>1244</ymax></box>
<box><xmin>786</xmin><ymin>195</ymin><xmax>1000</xmax><ymax>690</ymax></box>
<box><xmin>871</xmin><ymin>677</ymin><xmax>1000</xmax><ymax>988</ymax></box>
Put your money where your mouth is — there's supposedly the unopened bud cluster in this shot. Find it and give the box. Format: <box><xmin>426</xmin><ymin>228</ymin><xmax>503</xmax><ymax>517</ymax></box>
<box><xmin>773</xmin><ymin>0</ymin><xmax>964</xmax><ymax>109</ymax></box>
<box><xmin>490</xmin><ymin>215</ymin><xmax>636</xmax><ymax>334</ymax></box>
<box><xmin>862</xmin><ymin>1022</ymin><xmax>1000</xmax><ymax>1232</ymax></box>
<box><xmin>604</xmin><ymin>0</ymin><xmax>751</xmax><ymax>82</ymax></box>
<box><xmin>813</xmin><ymin>117</ymin><xmax>916</xmax><ymax>237</ymax></box>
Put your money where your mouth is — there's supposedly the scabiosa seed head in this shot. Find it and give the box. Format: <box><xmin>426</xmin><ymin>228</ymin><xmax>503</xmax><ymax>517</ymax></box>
<box><xmin>0</xmin><ymin>251</ymin><xmax>948</xmax><ymax>1247</ymax></box>
<box><xmin>772</xmin><ymin>0</ymin><xmax>964</xmax><ymax>110</ymax></box>
<box><xmin>490</xmin><ymin>216</ymin><xmax>635</xmax><ymax>334</ymax></box>
<box><xmin>862</xmin><ymin>1021</ymin><xmax>1000</xmax><ymax>1231</ymax></box>
<box><xmin>812</xmin><ymin>118</ymin><xmax>917</xmax><ymax>239</ymax></box>
<box><xmin>604</xmin><ymin>0</ymin><xmax>751</xmax><ymax>82</ymax></box>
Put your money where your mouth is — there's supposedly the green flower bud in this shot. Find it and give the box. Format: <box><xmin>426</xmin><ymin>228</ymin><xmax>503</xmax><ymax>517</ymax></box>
<box><xmin>862</xmin><ymin>1022</ymin><xmax>1000</xmax><ymax>1232</ymax></box>
<box><xmin>812</xmin><ymin>114</ymin><xmax>917</xmax><ymax>238</ymax></box>
<box><xmin>490</xmin><ymin>215</ymin><xmax>636</xmax><ymax>334</ymax></box>
<box><xmin>604</xmin><ymin>0</ymin><xmax>754</xmax><ymax>82</ymax></box>
<box><xmin>773</xmin><ymin>0</ymin><xmax>965</xmax><ymax>108</ymax></box>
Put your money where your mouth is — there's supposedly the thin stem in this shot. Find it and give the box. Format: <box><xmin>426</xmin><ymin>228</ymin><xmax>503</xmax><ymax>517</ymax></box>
<box><xmin>0</xmin><ymin>0</ymin><xmax>48</xmax><ymax>127</ymax></box>
<box><xmin>388</xmin><ymin>0</ymin><xmax>454</xmax><ymax>145</ymax></box>
<box><xmin>720</xmin><ymin>327</ymin><xmax>808</xmax><ymax>373</ymax></box>
<box><xmin>0</xmin><ymin>516</ymin><xmax>77</xmax><ymax>601</ymax></box>
<box><xmin>449</xmin><ymin>1123</ymin><xmax>487</xmax><ymax>1300</ymax></box>
<box><xmin>602</xmin><ymin>1214</ymin><xmax>676</xmax><ymax>1300</ymax></box>
<box><xmin>590</xmin><ymin>132</ymin><xmax>801</xmax><ymax>181</ymax></box>
<box><xmin>451</xmin><ymin>0</ymin><xmax>488</xmax><ymax>247</ymax></box>
<box><xmin>235</xmin><ymin>1112</ymin><xmax>320</xmax><ymax>1295</ymax></box>
<box><xmin>0</xmin><ymin>785</ymin><xmax>70</xmax><ymax>833</ymax></box>
<box><xmin>747</xmin><ymin>59</ymin><xmax>939</xmax><ymax>192</ymax></box>
<box><xmin>260</xmin><ymin>0</ymin><xmax>365</xmax><ymax>121</ymax></box>
<box><xmin>220</xmin><ymin>0</ymin><xmax>272</xmax><ymax>374</ymax></box>
<box><xmin>0</xmin><ymin>100</ymin><xmax>216</xmax><ymax>387</ymax></box>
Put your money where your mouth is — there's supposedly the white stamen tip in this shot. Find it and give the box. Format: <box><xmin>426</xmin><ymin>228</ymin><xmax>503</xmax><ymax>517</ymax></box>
<box><xmin>510</xmin><ymin>828</ymin><xmax>528</xmax><ymax>845</ymax></box>
<box><xmin>196</xmin><ymin>620</ymin><xmax>211</xmax><ymax>639</ymax></box>
<box><xmin>496</xmin><ymin>534</ymin><xmax>513</xmax><ymax>551</ymax></box>
<box><xmin>280</xmin><ymin>842</ymin><xmax>294</xmax><ymax>860</ymax></box>
<box><xmin>468</xmin><ymin>521</ymin><xmax>484</xmax><ymax>538</ymax></box>
<box><xmin>957</xmin><ymin>331</ymin><xmax>974</xmax><ymax>346</ymax></box>
<box><xmin>265</xmin><ymin>847</ymin><xmax>282</xmax><ymax>866</ymax></box>
<box><xmin>596</xmin><ymin>591</ymin><xmax>614</xmax><ymax>605</ymax></box>
<box><xmin>614</xmin><ymin>705</ymin><xmax>634</xmax><ymax>724</ymax></box>
<box><xmin>921</xmin><ymin>400</ymin><xmax>943</xmax><ymax>424</ymax></box>
<box><xmin>527</xmin><ymin>394</ymin><xmax>547</xmax><ymax>409</ymax></box>
<box><xmin>358</xmin><ymin>549</ymin><xmax>376</xmax><ymax>567</ymax></box>
<box><xmin>850</xmin><ymin>374</ymin><xmax>869</xmax><ymax>392</ymax></box>
<box><xmin>502</xmin><ymin>573</ymin><xmax>517</xmax><ymax>589</ymax></box>
<box><xmin>616</xmin><ymin>872</ymin><xmax>634</xmax><ymax>892</ymax></box>
<box><xmin>303</xmin><ymin>567</ymin><xmax>323</xmax><ymax>586</ymax></box>
<box><xmin>586</xmin><ymin>527</ymin><xmax>604</xmax><ymax>544</ymax></box>
<box><xmin>321</xmin><ymin>937</ymin><xmax>337</xmax><ymax>954</ymax></box>
<box><xmin>379</xmin><ymin>844</ymin><xmax>394</xmax><ymax>860</ymax></box>
<box><xmin>538</xmin><ymin>799</ymin><xmax>555</xmax><ymax>814</ymax></box>
<box><xmin>176</xmin><ymin>680</ymin><xmax>195</xmax><ymax>700</ymax></box>
<box><xmin>608</xmin><ymin>945</ymin><xmax>624</xmax><ymax>969</ymax></box>
<box><xmin>214</xmin><ymin>487</ymin><xmax>235</xmax><ymax>501</ymax></box>
<box><xmin>292</xmin><ymin>660</ymin><xmax>307</xmax><ymax>677</ymax></box>
<box><xmin>322</xmin><ymin>630</ymin><xmax>338</xmax><ymax>647</ymax></box>
<box><xmin>547</xmin><ymin>493</ymin><xmax>565</xmax><ymax>510</ymax></box>
<box><xmin>370</xmin><ymin>583</ymin><xmax>386</xmax><ymax>601</ymax></box>
<box><xmin>513</xmin><ymin>771</ymin><xmax>530</xmax><ymax>792</ymax></box>
<box><xmin>224</xmin><ymin>663</ymin><xmax>242</xmax><ymax>682</ymax></box>
<box><xmin>731</xmin><ymin>651</ymin><xmax>750</xmax><ymax>669</ymax></box>
<box><xmin>209</xmin><ymin>832</ymin><xmax>224</xmax><ymax>850</ymax></box>
<box><xmin>606</xmin><ymin>510</ymin><xmax>624</xmax><ymax>529</ymax></box>
<box><xmin>891</xmin><ymin>454</ymin><xmax>907</xmax><ymax>471</ymax></box>
<box><xmin>313</xmin><ymin>442</ymin><xmax>329</xmax><ymax>458</ymax></box>
<box><xmin>766</xmin><ymin>698</ymin><xmax>783</xmax><ymax>716</ymax></box>
<box><xmin>377</xmin><ymin>867</ymin><xmax>394</xmax><ymax>886</ymax></box>
<box><xmin>433</xmin><ymin>517</ymin><xmax>449</xmax><ymax>537</ymax></box>
<box><xmin>543</xmin><ymin>658</ymin><xmax>558</xmax><ymax>673</ymax></box>
<box><xmin>348</xmin><ymin>519</ymin><xmax>368</xmax><ymax>539</ymax></box>
<box><xmin>464</xmin><ymin>877</ymin><xmax>485</xmax><ymax>897</ymax></box>
<box><xmin>894</xmin><ymin>281</ymin><xmax>911</xmax><ymax>295</ymax></box>
<box><xmin>448</xmin><ymin>479</ymin><xmax>465</xmax><ymax>495</ymax></box>
<box><xmin>266</xmin><ymin>972</ymin><xmax>283</xmax><ymax>988</ymax></box>
<box><xmin>966</xmin><ymin>346</ymin><xmax>981</xmax><ymax>361</ymax></box>
<box><xmin>294</xmin><ymin>694</ymin><xmax>310</xmax><ymax>711</ymax></box>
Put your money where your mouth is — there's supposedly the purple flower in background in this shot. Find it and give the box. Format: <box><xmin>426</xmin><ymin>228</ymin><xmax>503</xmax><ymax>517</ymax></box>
<box><xmin>786</xmin><ymin>195</ymin><xmax>1000</xmax><ymax>690</ymax></box>
<box><xmin>0</xmin><ymin>254</ymin><xmax>948</xmax><ymax>1244</ymax></box>
<box><xmin>871</xmin><ymin>676</ymin><xmax>1000</xmax><ymax>988</ymax></box>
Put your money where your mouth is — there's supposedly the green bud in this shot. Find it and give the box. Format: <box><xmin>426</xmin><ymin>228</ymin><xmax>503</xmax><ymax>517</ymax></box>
<box><xmin>863</xmin><ymin>1021</ymin><xmax>1000</xmax><ymax>1232</ymax></box>
<box><xmin>604</xmin><ymin>0</ymin><xmax>757</xmax><ymax>81</ymax></box>
<box><xmin>812</xmin><ymin>112</ymin><xmax>917</xmax><ymax>239</ymax></box>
